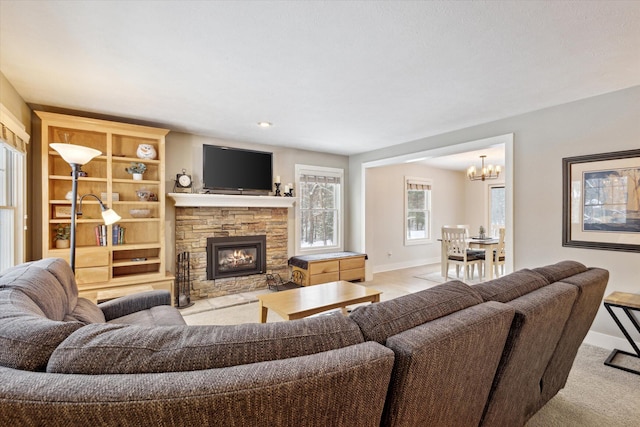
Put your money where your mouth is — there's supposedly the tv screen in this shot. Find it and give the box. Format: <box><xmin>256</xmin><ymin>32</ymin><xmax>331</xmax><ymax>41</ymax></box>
<box><xmin>202</xmin><ymin>145</ymin><xmax>273</xmax><ymax>193</ymax></box>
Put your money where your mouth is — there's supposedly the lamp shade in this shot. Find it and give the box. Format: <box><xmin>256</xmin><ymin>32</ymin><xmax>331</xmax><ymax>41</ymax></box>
<box><xmin>101</xmin><ymin>208</ymin><xmax>122</xmax><ymax>225</ymax></box>
<box><xmin>50</xmin><ymin>143</ymin><xmax>101</xmax><ymax>165</ymax></box>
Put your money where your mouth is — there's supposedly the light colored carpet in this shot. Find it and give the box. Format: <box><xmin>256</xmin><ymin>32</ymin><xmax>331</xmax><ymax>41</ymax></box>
<box><xmin>526</xmin><ymin>344</ymin><xmax>640</xmax><ymax>427</ymax></box>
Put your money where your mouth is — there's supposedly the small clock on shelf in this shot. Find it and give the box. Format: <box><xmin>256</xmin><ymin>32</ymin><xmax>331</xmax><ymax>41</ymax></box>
<box><xmin>173</xmin><ymin>169</ymin><xmax>193</xmax><ymax>193</ymax></box>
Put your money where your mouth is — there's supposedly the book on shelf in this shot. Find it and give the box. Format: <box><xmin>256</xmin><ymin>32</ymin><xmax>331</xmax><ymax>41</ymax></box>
<box><xmin>112</xmin><ymin>224</ymin><xmax>125</xmax><ymax>245</ymax></box>
<box><xmin>95</xmin><ymin>225</ymin><xmax>107</xmax><ymax>246</ymax></box>
<box><xmin>94</xmin><ymin>224</ymin><xmax>126</xmax><ymax>246</ymax></box>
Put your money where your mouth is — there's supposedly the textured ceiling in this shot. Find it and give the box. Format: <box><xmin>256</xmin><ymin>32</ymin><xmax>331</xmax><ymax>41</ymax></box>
<box><xmin>1</xmin><ymin>1</ymin><xmax>639</xmax><ymax>156</ymax></box>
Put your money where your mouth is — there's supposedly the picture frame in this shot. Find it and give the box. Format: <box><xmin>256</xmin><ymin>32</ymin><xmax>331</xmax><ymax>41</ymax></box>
<box><xmin>53</xmin><ymin>205</ymin><xmax>72</xmax><ymax>219</ymax></box>
<box><xmin>562</xmin><ymin>149</ymin><xmax>640</xmax><ymax>252</ymax></box>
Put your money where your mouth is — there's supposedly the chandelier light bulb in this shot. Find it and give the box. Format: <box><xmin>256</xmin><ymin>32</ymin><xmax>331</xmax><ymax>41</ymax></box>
<box><xmin>468</xmin><ymin>155</ymin><xmax>501</xmax><ymax>182</ymax></box>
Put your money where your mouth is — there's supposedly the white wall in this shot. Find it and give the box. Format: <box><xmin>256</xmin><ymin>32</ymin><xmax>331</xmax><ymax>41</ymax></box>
<box><xmin>464</xmin><ymin>175</ymin><xmax>506</xmax><ymax>237</ymax></box>
<box><xmin>349</xmin><ymin>85</ymin><xmax>640</xmax><ymax>349</ymax></box>
<box><xmin>164</xmin><ymin>132</ymin><xmax>349</xmax><ymax>272</ymax></box>
<box><xmin>366</xmin><ymin>163</ymin><xmax>466</xmax><ymax>272</ymax></box>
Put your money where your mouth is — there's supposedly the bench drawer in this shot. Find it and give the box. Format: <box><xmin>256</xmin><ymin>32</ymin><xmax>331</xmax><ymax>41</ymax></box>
<box><xmin>309</xmin><ymin>260</ymin><xmax>339</xmax><ymax>275</ymax></box>
<box><xmin>309</xmin><ymin>272</ymin><xmax>340</xmax><ymax>285</ymax></box>
<box><xmin>340</xmin><ymin>268</ymin><xmax>365</xmax><ymax>282</ymax></box>
<box><xmin>340</xmin><ymin>257</ymin><xmax>365</xmax><ymax>270</ymax></box>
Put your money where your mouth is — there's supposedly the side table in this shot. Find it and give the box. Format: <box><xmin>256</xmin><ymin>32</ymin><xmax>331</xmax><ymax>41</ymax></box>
<box><xmin>603</xmin><ymin>292</ymin><xmax>640</xmax><ymax>375</ymax></box>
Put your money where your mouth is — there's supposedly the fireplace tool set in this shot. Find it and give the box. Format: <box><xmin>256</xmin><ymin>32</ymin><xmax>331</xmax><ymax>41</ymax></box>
<box><xmin>266</xmin><ymin>270</ymin><xmax>304</xmax><ymax>292</ymax></box>
<box><xmin>175</xmin><ymin>251</ymin><xmax>194</xmax><ymax>308</ymax></box>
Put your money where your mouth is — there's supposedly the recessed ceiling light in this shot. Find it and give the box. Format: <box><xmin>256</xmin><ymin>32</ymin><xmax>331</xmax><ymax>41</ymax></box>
<box><xmin>257</xmin><ymin>121</ymin><xmax>272</xmax><ymax>128</ymax></box>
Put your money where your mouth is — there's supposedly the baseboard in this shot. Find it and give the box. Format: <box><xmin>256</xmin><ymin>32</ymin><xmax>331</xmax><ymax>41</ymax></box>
<box><xmin>372</xmin><ymin>257</ymin><xmax>440</xmax><ymax>274</ymax></box>
<box><xmin>584</xmin><ymin>330</ymin><xmax>638</xmax><ymax>353</ymax></box>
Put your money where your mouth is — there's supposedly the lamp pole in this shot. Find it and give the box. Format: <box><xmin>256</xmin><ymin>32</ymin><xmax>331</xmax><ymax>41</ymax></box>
<box><xmin>69</xmin><ymin>163</ymin><xmax>80</xmax><ymax>272</ymax></box>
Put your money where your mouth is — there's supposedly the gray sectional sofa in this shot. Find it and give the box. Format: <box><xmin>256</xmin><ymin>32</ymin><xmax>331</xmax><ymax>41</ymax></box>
<box><xmin>0</xmin><ymin>258</ymin><xmax>608</xmax><ymax>426</ymax></box>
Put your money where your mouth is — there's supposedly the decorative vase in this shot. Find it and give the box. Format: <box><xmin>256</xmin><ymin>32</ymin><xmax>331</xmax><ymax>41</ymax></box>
<box><xmin>136</xmin><ymin>144</ymin><xmax>157</xmax><ymax>160</ymax></box>
<box><xmin>133</xmin><ymin>173</ymin><xmax>143</xmax><ymax>181</ymax></box>
<box><xmin>55</xmin><ymin>239</ymin><xmax>70</xmax><ymax>249</ymax></box>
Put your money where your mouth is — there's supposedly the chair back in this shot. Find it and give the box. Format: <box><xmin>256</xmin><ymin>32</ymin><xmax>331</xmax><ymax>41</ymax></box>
<box><xmin>442</xmin><ymin>227</ymin><xmax>468</xmax><ymax>258</ymax></box>
<box><xmin>496</xmin><ymin>228</ymin><xmax>506</xmax><ymax>258</ymax></box>
<box><xmin>443</xmin><ymin>224</ymin><xmax>470</xmax><ymax>237</ymax></box>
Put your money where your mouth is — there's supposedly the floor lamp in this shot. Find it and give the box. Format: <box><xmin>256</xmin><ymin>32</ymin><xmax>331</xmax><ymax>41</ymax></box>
<box><xmin>50</xmin><ymin>143</ymin><xmax>121</xmax><ymax>272</ymax></box>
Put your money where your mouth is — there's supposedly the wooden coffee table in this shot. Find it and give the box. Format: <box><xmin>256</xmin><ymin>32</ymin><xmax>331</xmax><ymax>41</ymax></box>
<box><xmin>257</xmin><ymin>280</ymin><xmax>381</xmax><ymax>323</ymax></box>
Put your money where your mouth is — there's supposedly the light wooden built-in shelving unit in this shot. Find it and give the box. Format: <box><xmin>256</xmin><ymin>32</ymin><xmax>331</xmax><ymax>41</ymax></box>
<box><xmin>36</xmin><ymin>111</ymin><xmax>174</xmax><ymax>303</ymax></box>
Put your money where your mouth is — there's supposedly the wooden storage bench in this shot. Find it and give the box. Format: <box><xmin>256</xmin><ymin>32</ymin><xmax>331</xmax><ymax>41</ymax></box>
<box><xmin>288</xmin><ymin>252</ymin><xmax>367</xmax><ymax>286</ymax></box>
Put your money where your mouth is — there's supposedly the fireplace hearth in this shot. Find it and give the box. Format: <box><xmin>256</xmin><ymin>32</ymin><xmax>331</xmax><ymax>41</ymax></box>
<box><xmin>207</xmin><ymin>235</ymin><xmax>267</xmax><ymax>280</ymax></box>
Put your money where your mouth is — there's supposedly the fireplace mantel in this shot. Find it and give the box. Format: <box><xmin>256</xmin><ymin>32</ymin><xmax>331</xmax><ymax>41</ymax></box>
<box><xmin>168</xmin><ymin>193</ymin><xmax>296</xmax><ymax>208</ymax></box>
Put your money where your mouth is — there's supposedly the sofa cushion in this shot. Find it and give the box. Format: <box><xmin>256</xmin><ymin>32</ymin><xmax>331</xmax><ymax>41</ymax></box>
<box><xmin>538</xmin><ymin>267</ymin><xmax>609</xmax><ymax>406</ymax></box>
<box><xmin>46</xmin><ymin>312</ymin><xmax>365</xmax><ymax>374</ymax></box>
<box><xmin>474</xmin><ymin>269</ymin><xmax>549</xmax><ymax>303</ymax></box>
<box><xmin>64</xmin><ymin>297</ymin><xmax>106</xmax><ymax>324</ymax></box>
<box><xmin>0</xmin><ymin>258</ymin><xmax>77</xmax><ymax>321</ymax></box>
<box><xmin>107</xmin><ymin>305</ymin><xmax>185</xmax><ymax>326</ymax></box>
<box><xmin>532</xmin><ymin>260</ymin><xmax>588</xmax><ymax>284</ymax></box>
<box><xmin>3</xmin><ymin>342</ymin><xmax>395</xmax><ymax>427</ymax></box>
<box><xmin>0</xmin><ymin>289</ymin><xmax>84</xmax><ymax>371</ymax></box>
<box><xmin>349</xmin><ymin>280</ymin><xmax>483</xmax><ymax>343</ymax></box>
<box><xmin>381</xmin><ymin>301</ymin><xmax>515</xmax><ymax>427</ymax></box>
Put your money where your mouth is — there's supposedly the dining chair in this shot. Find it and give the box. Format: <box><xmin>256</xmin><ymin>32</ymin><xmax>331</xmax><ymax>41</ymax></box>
<box><xmin>494</xmin><ymin>227</ymin><xmax>506</xmax><ymax>276</ymax></box>
<box><xmin>477</xmin><ymin>227</ymin><xmax>506</xmax><ymax>277</ymax></box>
<box><xmin>442</xmin><ymin>227</ymin><xmax>483</xmax><ymax>281</ymax></box>
<box><xmin>443</xmin><ymin>224</ymin><xmax>470</xmax><ymax>236</ymax></box>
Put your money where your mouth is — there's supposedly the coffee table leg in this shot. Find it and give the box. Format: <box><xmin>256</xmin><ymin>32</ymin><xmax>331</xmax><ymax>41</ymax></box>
<box><xmin>259</xmin><ymin>302</ymin><xmax>268</xmax><ymax>323</ymax></box>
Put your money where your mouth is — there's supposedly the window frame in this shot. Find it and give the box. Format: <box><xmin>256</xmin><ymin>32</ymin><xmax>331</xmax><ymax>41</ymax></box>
<box><xmin>295</xmin><ymin>164</ymin><xmax>344</xmax><ymax>255</ymax></box>
<box><xmin>404</xmin><ymin>176</ymin><xmax>432</xmax><ymax>246</ymax></box>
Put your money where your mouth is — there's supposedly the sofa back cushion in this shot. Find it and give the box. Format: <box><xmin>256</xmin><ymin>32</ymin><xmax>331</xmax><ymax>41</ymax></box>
<box><xmin>382</xmin><ymin>301</ymin><xmax>515</xmax><ymax>427</ymax></box>
<box><xmin>349</xmin><ymin>280</ymin><xmax>483</xmax><ymax>343</ymax></box>
<box><xmin>532</xmin><ymin>260</ymin><xmax>588</xmax><ymax>284</ymax></box>
<box><xmin>47</xmin><ymin>312</ymin><xmax>365</xmax><ymax>374</ymax></box>
<box><xmin>3</xmin><ymin>342</ymin><xmax>395</xmax><ymax>427</ymax></box>
<box><xmin>538</xmin><ymin>267</ymin><xmax>609</xmax><ymax>406</ymax></box>
<box><xmin>64</xmin><ymin>297</ymin><xmax>106</xmax><ymax>324</ymax></box>
<box><xmin>0</xmin><ymin>289</ymin><xmax>84</xmax><ymax>371</ymax></box>
<box><xmin>479</xmin><ymin>283</ymin><xmax>578</xmax><ymax>427</ymax></box>
<box><xmin>0</xmin><ymin>258</ymin><xmax>77</xmax><ymax>321</ymax></box>
<box><xmin>473</xmin><ymin>269</ymin><xmax>549</xmax><ymax>303</ymax></box>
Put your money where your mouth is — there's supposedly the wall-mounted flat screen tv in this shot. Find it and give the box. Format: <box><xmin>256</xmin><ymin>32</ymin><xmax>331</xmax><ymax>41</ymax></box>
<box><xmin>203</xmin><ymin>145</ymin><xmax>273</xmax><ymax>193</ymax></box>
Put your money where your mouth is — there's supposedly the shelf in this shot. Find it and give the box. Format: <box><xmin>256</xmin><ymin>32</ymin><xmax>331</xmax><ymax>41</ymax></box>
<box><xmin>111</xmin><ymin>243</ymin><xmax>161</xmax><ymax>250</ymax></box>
<box><xmin>113</xmin><ymin>178</ymin><xmax>160</xmax><ymax>185</ymax></box>
<box><xmin>112</xmin><ymin>156</ymin><xmax>160</xmax><ymax>164</ymax></box>
<box><xmin>118</xmin><ymin>218</ymin><xmax>161</xmax><ymax>223</ymax></box>
<box><xmin>168</xmin><ymin>193</ymin><xmax>297</xmax><ymax>208</ymax></box>
<box><xmin>49</xmin><ymin>175</ymin><xmax>107</xmax><ymax>183</ymax></box>
<box><xmin>112</xmin><ymin>257</ymin><xmax>161</xmax><ymax>267</ymax></box>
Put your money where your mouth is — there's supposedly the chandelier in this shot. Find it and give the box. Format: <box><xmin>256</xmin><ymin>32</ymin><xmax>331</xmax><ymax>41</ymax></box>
<box><xmin>467</xmin><ymin>155</ymin><xmax>501</xmax><ymax>181</ymax></box>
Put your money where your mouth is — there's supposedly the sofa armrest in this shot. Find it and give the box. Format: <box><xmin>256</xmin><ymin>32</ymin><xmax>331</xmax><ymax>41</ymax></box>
<box><xmin>98</xmin><ymin>290</ymin><xmax>171</xmax><ymax>321</ymax></box>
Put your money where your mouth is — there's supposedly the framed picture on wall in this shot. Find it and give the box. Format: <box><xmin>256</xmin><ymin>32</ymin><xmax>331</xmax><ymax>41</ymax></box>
<box><xmin>562</xmin><ymin>149</ymin><xmax>640</xmax><ymax>252</ymax></box>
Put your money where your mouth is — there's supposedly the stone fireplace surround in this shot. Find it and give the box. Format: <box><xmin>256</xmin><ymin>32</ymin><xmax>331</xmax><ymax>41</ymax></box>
<box><xmin>171</xmin><ymin>194</ymin><xmax>295</xmax><ymax>299</ymax></box>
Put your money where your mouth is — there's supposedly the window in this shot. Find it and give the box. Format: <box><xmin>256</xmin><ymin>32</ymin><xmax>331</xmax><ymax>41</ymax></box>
<box><xmin>295</xmin><ymin>165</ymin><xmax>343</xmax><ymax>254</ymax></box>
<box><xmin>405</xmin><ymin>177</ymin><xmax>432</xmax><ymax>245</ymax></box>
<box><xmin>0</xmin><ymin>105</ymin><xmax>29</xmax><ymax>272</ymax></box>
<box><xmin>0</xmin><ymin>141</ymin><xmax>25</xmax><ymax>272</ymax></box>
<box><xmin>489</xmin><ymin>185</ymin><xmax>505</xmax><ymax>237</ymax></box>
